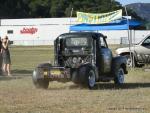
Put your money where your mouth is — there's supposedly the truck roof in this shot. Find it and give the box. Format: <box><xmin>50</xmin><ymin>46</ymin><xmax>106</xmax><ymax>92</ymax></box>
<box><xmin>59</xmin><ymin>32</ymin><xmax>106</xmax><ymax>39</ymax></box>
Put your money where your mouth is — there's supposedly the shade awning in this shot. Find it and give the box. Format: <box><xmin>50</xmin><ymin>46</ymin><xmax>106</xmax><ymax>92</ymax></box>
<box><xmin>70</xmin><ymin>19</ymin><xmax>142</xmax><ymax>31</ymax></box>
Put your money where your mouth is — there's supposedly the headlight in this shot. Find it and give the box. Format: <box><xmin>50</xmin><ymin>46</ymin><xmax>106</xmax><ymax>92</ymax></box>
<box><xmin>78</xmin><ymin>57</ymin><xmax>82</xmax><ymax>63</ymax></box>
<box><xmin>65</xmin><ymin>48</ymin><xmax>68</xmax><ymax>54</ymax></box>
<box><xmin>72</xmin><ymin>57</ymin><xmax>78</xmax><ymax>63</ymax></box>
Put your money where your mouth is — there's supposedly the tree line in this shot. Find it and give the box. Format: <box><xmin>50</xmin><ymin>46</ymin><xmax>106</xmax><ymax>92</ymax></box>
<box><xmin>0</xmin><ymin>0</ymin><xmax>141</xmax><ymax>20</ymax></box>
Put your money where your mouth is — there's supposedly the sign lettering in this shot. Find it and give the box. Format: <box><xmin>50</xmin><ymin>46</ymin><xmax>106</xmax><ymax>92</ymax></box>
<box><xmin>77</xmin><ymin>9</ymin><xmax>122</xmax><ymax>24</ymax></box>
<box><xmin>20</xmin><ymin>27</ymin><xmax>38</xmax><ymax>35</ymax></box>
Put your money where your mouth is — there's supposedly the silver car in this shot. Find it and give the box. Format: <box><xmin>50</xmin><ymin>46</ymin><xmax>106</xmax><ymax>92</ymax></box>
<box><xmin>116</xmin><ymin>35</ymin><xmax>150</xmax><ymax>67</ymax></box>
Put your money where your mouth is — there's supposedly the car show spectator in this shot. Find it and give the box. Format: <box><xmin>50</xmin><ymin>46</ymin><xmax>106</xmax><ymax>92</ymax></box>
<box><xmin>1</xmin><ymin>36</ymin><xmax>11</xmax><ymax>76</ymax></box>
<box><xmin>0</xmin><ymin>37</ymin><xmax>2</xmax><ymax>75</ymax></box>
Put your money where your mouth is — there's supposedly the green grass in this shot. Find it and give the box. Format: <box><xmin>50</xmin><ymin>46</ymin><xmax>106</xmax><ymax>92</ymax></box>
<box><xmin>0</xmin><ymin>46</ymin><xmax>150</xmax><ymax>113</ymax></box>
<box><xmin>10</xmin><ymin>46</ymin><xmax>54</xmax><ymax>73</ymax></box>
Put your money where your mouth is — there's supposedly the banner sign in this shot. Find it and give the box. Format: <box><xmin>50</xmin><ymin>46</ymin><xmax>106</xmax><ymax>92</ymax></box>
<box><xmin>77</xmin><ymin>9</ymin><xmax>122</xmax><ymax>24</ymax></box>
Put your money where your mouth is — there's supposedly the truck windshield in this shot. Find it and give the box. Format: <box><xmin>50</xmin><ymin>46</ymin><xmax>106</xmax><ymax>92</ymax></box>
<box><xmin>65</xmin><ymin>37</ymin><xmax>89</xmax><ymax>47</ymax></box>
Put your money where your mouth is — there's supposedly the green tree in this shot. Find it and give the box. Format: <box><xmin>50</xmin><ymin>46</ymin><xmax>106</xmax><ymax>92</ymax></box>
<box><xmin>50</xmin><ymin>0</ymin><xmax>69</xmax><ymax>17</ymax></box>
<box><xmin>28</xmin><ymin>0</ymin><xmax>51</xmax><ymax>18</ymax></box>
<box><xmin>0</xmin><ymin>0</ymin><xmax>142</xmax><ymax>20</ymax></box>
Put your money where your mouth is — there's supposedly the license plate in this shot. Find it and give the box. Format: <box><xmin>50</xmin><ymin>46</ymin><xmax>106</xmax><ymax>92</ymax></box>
<box><xmin>50</xmin><ymin>69</ymin><xmax>62</xmax><ymax>75</ymax></box>
<box><xmin>44</xmin><ymin>71</ymin><xmax>48</xmax><ymax>76</ymax></box>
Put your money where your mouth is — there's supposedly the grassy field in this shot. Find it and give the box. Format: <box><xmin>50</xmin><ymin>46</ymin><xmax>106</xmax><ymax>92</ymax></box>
<box><xmin>0</xmin><ymin>46</ymin><xmax>150</xmax><ymax>113</ymax></box>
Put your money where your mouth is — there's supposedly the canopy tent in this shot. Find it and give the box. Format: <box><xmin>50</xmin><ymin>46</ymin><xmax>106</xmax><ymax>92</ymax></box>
<box><xmin>70</xmin><ymin>9</ymin><xmax>143</xmax><ymax>68</ymax></box>
<box><xmin>69</xmin><ymin>19</ymin><xmax>142</xmax><ymax>31</ymax></box>
<box><xmin>69</xmin><ymin>19</ymin><xmax>143</xmax><ymax>68</ymax></box>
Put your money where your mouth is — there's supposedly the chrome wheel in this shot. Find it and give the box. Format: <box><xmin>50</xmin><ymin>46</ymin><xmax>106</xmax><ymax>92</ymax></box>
<box><xmin>117</xmin><ymin>68</ymin><xmax>124</xmax><ymax>84</ymax></box>
<box><xmin>126</xmin><ymin>55</ymin><xmax>134</xmax><ymax>67</ymax></box>
<box><xmin>114</xmin><ymin>68</ymin><xmax>124</xmax><ymax>85</ymax></box>
<box><xmin>127</xmin><ymin>57</ymin><xmax>132</xmax><ymax>67</ymax></box>
<box><xmin>88</xmin><ymin>70</ymin><xmax>96</xmax><ymax>88</ymax></box>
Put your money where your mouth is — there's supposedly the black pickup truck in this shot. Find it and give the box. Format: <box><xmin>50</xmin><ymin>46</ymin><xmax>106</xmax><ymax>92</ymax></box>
<box><xmin>32</xmin><ymin>32</ymin><xmax>128</xmax><ymax>89</ymax></box>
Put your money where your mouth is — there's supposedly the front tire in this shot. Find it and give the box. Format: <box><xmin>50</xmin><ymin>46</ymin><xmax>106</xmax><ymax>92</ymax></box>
<box><xmin>114</xmin><ymin>67</ymin><xmax>124</xmax><ymax>85</ymax></box>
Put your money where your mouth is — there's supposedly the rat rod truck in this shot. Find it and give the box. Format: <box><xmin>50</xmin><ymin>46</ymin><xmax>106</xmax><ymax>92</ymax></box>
<box><xmin>32</xmin><ymin>32</ymin><xmax>128</xmax><ymax>89</ymax></box>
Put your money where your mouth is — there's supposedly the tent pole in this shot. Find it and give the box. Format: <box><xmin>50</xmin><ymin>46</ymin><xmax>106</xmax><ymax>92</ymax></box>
<box><xmin>124</xmin><ymin>6</ymin><xmax>133</xmax><ymax>68</ymax></box>
<box><xmin>133</xmin><ymin>30</ymin><xmax>135</xmax><ymax>68</ymax></box>
<box><xmin>69</xmin><ymin>8</ymin><xmax>74</xmax><ymax>33</ymax></box>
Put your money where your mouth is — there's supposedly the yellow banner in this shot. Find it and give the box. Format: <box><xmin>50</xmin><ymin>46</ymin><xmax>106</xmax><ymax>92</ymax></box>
<box><xmin>77</xmin><ymin>9</ymin><xmax>122</xmax><ymax>24</ymax></box>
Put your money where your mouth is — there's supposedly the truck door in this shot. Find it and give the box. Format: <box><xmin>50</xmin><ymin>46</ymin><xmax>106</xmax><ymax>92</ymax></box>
<box><xmin>99</xmin><ymin>37</ymin><xmax>112</xmax><ymax>74</ymax></box>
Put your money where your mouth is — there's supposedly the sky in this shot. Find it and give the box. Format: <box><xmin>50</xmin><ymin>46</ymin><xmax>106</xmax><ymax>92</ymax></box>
<box><xmin>116</xmin><ymin>0</ymin><xmax>150</xmax><ymax>5</ymax></box>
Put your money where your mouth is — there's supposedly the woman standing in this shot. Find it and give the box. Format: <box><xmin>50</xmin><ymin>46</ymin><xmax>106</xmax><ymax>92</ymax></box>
<box><xmin>0</xmin><ymin>37</ymin><xmax>2</xmax><ymax>75</ymax></box>
<box><xmin>1</xmin><ymin>36</ymin><xmax>11</xmax><ymax>76</ymax></box>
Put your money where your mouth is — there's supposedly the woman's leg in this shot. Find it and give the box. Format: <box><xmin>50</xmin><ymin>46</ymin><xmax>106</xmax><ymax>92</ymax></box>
<box><xmin>3</xmin><ymin>64</ymin><xmax>6</xmax><ymax>73</ymax></box>
<box><xmin>7</xmin><ymin>64</ymin><xmax>11</xmax><ymax>76</ymax></box>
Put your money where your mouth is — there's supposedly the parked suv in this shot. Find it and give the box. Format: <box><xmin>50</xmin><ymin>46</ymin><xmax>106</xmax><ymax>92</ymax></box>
<box><xmin>116</xmin><ymin>35</ymin><xmax>150</xmax><ymax>67</ymax></box>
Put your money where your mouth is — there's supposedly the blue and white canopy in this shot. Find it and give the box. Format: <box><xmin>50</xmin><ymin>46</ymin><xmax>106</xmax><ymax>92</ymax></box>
<box><xmin>70</xmin><ymin>19</ymin><xmax>142</xmax><ymax>31</ymax></box>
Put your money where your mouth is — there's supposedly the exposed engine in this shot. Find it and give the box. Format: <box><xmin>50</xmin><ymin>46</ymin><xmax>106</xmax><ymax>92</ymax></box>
<box><xmin>64</xmin><ymin>56</ymin><xmax>92</xmax><ymax>68</ymax></box>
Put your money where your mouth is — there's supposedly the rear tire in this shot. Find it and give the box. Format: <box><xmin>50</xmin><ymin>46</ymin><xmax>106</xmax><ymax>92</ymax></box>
<box><xmin>34</xmin><ymin>79</ymin><xmax>49</xmax><ymax>89</ymax></box>
<box><xmin>87</xmin><ymin>69</ymin><xmax>96</xmax><ymax>89</ymax></box>
<box><xmin>79</xmin><ymin>66</ymin><xmax>96</xmax><ymax>89</ymax></box>
<box><xmin>114</xmin><ymin>67</ymin><xmax>124</xmax><ymax>85</ymax></box>
<box><xmin>32</xmin><ymin>68</ymin><xmax>49</xmax><ymax>89</ymax></box>
<box><xmin>71</xmin><ymin>70</ymin><xmax>79</xmax><ymax>84</ymax></box>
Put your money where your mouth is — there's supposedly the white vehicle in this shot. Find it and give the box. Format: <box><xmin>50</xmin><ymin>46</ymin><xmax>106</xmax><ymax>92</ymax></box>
<box><xmin>116</xmin><ymin>35</ymin><xmax>150</xmax><ymax>67</ymax></box>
